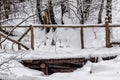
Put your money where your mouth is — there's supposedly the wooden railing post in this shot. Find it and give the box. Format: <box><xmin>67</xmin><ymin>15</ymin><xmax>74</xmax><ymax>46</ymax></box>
<box><xmin>81</xmin><ymin>27</ymin><xmax>84</xmax><ymax>49</ymax></box>
<box><xmin>30</xmin><ymin>25</ymin><xmax>34</xmax><ymax>50</ymax></box>
<box><xmin>105</xmin><ymin>17</ymin><xmax>110</xmax><ymax>48</ymax></box>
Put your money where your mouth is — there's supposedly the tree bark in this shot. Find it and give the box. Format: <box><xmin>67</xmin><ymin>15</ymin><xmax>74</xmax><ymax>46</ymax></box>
<box><xmin>36</xmin><ymin>0</ymin><xmax>44</xmax><ymax>24</ymax></box>
<box><xmin>43</xmin><ymin>9</ymin><xmax>50</xmax><ymax>33</ymax></box>
<box><xmin>106</xmin><ymin>0</ymin><xmax>113</xmax><ymax>39</ymax></box>
<box><xmin>98</xmin><ymin>0</ymin><xmax>105</xmax><ymax>24</ymax></box>
<box><xmin>61</xmin><ymin>0</ymin><xmax>68</xmax><ymax>24</ymax></box>
<box><xmin>106</xmin><ymin>0</ymin><xmax>112</xmax><ymax>23</ymax></box>
<box><xmin>48</xmin><ymin>0</ymin><xmax>57</xmax><ymax>31</ymax></box>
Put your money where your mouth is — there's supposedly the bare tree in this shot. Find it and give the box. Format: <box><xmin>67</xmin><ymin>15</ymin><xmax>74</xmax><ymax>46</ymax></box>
<box><xmin>48</xmin><ymin>0</ymin><xmax>57</xmax><ymax>31</ymax></box>
<box><xmin>98</xmin><ymin>0</ymin><xmax>105</xmax><ymax>24</ymax></box>
<box><xmin>61</xmin><ymin>0</ymin><xmax>68</xmax><ymax>24</ymax></box>
<box><xmin>36</xmin><ymin>0</ymin><xmax>44</xmax><ymax>24</ymax></box>
<box><xmin>77</xmin><ymin>0</ymin><xmax>92</xmax><ymax>24</ymax></box>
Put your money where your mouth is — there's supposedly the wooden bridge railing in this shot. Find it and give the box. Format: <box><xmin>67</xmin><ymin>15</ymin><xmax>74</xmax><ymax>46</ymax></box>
<box><xmin>0</xmin><ymin>17</ymin><xmax>119</xmax><ymax>50</ymax></box>
<box><xmin>0</xmin><ymin>25</ymin><xmax>34</xmax><ymax>50</ymax></box>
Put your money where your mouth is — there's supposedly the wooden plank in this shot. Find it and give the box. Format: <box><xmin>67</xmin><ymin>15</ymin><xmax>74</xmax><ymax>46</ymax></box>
<box><xmin>0</xmin><ymin>24</ymin><xmax>105</xmax><ymax>28</ymax></box>
<box><xmin>22</xmin><ymin>55</ymin><xmax>117</xmax><ymax>65</ymax></box>
<box><xmin>1</xmin><ymin>24</ymin><xmax>120</xmax><ymax>28</ymax></box>
<box><xmin>45</xmin><ymin>65</ymin><xmax>48</xmax><ymax>75</ymax></box>
<box><xmin>30</xmin><ymin>25</ymin><xmax>34</xmax><ymax>50</ymax></box>
<box><xmin>105</xmin><ymin>17</ymin><xmax>111</xmax><ymax>48</ymax></box>
<box><xmin>32</xmin><ymin>58</ymin><xmax>86</xmax><ymax>64</ymax></box>
<box><xmin>81</xmin><ymin>27</ymin><xmax>84</xmax><ymax>49</ymax></box>
<box><xmin>50</xmin><ymin>68</ymin><xmax>76</xmax><ymax>73</ymax></box>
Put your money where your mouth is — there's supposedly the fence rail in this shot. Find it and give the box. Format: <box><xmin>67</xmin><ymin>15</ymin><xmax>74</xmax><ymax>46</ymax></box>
<box><xmin>0</xmin><ymin>17</ymin><xmax>119</xmax><ymax>50</ymax></box>
<box><xmin>1</xmin><ymin>24</ymin><xmax>120</xmax><ymax>28</ymax></box>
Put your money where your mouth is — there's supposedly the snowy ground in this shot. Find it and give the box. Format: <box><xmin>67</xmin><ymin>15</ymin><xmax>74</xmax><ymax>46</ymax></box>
<box><xmin>0</xmin><ymin>46</ymin><xmax>120</xmax><ymax>80</ymax></box>
<box><xmin>1</xmin><ymin>55</ymin><xmax>120</xmax><ymax>80</ymax></box>
<box><xmin>1</xmin><ymin>0</ymin><xmax>120</xmax><ymax>80</ymax></box>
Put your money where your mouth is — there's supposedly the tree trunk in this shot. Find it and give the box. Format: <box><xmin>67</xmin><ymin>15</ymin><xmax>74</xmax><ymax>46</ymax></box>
<box><xmin>106</xmin><ymin>0</ymin><xmax>112</xmax><ymax>23</ymax></box>
<box><xmin>61</xmin><ymin>0</ymin><xmax>68</xmax><ymax>24</ymax></box>
<box><xmin>36</xmin><ymin>0</ymin><xmax>44</xmax><ymax>24</ymax></box>
<box><xmin>98</xmin><ymin>0</ymin><xmax>105</xmax><ymax>24</ymax></box>
<box><xmin>0</xmin><ymin>0</ymin><xmax>2</xmax><ymax>21</ymax></box>
<box><xmin>84</xmin><ymin>0</ymin><xmax>92</xmax><ymax>21</ymax></box>
<box><xmin>106</xmin><ymin>0</ymin><xmax>113</xmax><ymax>39</ymax></box>
<box><xmin>48</xmin><ymin>0</ymin><xmax>57</xmax><ymax>31</ymax></box>
<box><xmin>3</xmin><ymin>0</ymin><xmax>10</xmax><ymax>19</ymax></box>
<box><xmin>43</xmin><ymin>9</ymin><xmax>50</xmax><ymax>33</ymax></box>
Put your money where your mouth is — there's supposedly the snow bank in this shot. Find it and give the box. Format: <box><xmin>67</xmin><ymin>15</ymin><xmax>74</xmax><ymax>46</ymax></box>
<box><xmin>91</xmin><ymin>62</ymin><xmax>120</xmax><ymax>74</ymax></box>
<box><xmin>0</xmin><ymin>60</ymin><xmax>44</xmax><ymax>80</ymax></box>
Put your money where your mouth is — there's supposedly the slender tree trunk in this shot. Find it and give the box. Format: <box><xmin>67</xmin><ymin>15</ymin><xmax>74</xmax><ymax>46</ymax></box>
<box><xmin>0</xmin><ymin>0</ymin><xmax>2</xmax><ymax>22</ymax></box>
<box><xmin>48</xmin><ymin>0</ymin><xmax>57</xmax><ymax>31</ymax></box>
<box><xmin>106</xmin><ymin>0</ymin><xmax>112</xmax><ymax>23</ymax></box>
<box><xmin>48</xmin><ymin>0</ymin><xmax>57</xmax><ymax>24</ymax></box>
<box><xmin>36</xmin><ymin>0</ymin><xmax>44</xmax><ymax>24</ymax></box>
<box><xmin>61</xmin><ymin>0</ymin><xmax>68</xmax><ymax>24</ymax></box>
<box><xmin>106</xmin><ymin>0</ymin><xmax>113</xmax><ymax>39</ymax></box>
<box><xmin>0</xmin><ymin>0</ymin><xmax>14</xmax><ymax>36</ymax></box>
<box><xmin>43</xmin><ymin>9</ymin><xmax>50</xmax><ymax>33</ymax></box>
<box><xmin>48</xmin><ymin>0</ymin><xmax>57</xmax><ymax>45</ymax></box>
<box><xmin>98</xmin><ymin>0</ymin><xmax>105</xmax><ymax>24</ymax></box>
<box><xmin>3</xmin><ymin>0</ymin><xmax>10</xmax><ymax>19</ymax></box>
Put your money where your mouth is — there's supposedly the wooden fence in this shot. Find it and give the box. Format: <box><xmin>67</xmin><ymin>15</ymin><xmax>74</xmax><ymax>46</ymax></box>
<box><xmin>0</xmin><ymin>17</ymin><xmax>120</xmax><ymax>50</ymax></box>
<box><xmin>0</xmin><ymin>25</ymin><xmax>34</xmax><ymax>50</ymax></box>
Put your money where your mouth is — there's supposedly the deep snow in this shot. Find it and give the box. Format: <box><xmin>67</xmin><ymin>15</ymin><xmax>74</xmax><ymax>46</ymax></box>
<box><xmin>1</xmin><ymin>0</ymin><xmax>120</xmax><ymax>80</ymax></box>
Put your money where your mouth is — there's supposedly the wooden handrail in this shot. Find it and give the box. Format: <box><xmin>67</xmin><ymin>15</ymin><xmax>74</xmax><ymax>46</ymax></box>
<box><xmin>0</xmin><ymin>33</ymin><xmax>29</xmax><ymax>50</ymax></box>
<box><xmin>1</xmin><ymin>24</ymin><xmax>120</xmax><ymax>28</ymax></box>
<box><xmin>0</xmin><ymin>17</ymin><xmax>117</xmax><ymax>50</ymax></box>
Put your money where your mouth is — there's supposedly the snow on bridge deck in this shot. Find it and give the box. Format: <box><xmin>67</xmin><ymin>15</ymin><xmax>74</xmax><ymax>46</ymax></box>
<box><xmin>0</xmin><ymin>47</ymin><xmax>119</xmax><ymax>60</ymax></box>
<box><xmin>21</xmin><ymin>47</ymin><xmax>120</xmax><ymax>60</ymax></box>
<box><xmin>0</xmin><ymin>47</ymin><xmax>120</xmax><ymax>61</ymax></box>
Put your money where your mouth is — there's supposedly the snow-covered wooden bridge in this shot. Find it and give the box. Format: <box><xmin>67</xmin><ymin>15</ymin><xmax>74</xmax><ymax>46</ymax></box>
<box><xmin>19</xmin><ymin>47</ymin><xmax>120</xmax><ymax>75</ymax></box>
<box><xmin>1</xmin><ymin>17</ymin><xmax>120</xmax><ymax>74</ymax></box>
<box><xmin>22</xmin><ymin>55</ymin><xmax>116</xmax><ymax>75</ymax></box>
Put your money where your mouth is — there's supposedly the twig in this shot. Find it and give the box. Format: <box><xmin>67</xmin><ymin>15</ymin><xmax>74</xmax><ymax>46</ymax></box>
<box><xmin>0</xmin><ymin>10</ymin><xmax>45</xmax><ymax>45</ymax></box>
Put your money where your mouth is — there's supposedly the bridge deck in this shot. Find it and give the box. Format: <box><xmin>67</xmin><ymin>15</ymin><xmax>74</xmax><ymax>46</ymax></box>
<box><xmin>22</xmin><ymin>56</ymin><xmax>117</xmax><ymax>75</ymax></box>
<box><xmin>20</xmin><ymin>47</ymin><xmax>120</xmax><ymax>75</ymax></box>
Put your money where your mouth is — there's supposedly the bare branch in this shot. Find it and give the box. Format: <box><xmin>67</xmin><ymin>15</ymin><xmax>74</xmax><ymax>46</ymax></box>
<box><xmin>0</xmin><ymin>9</ymin><xmax>45</xmax><ymax>45</ymax></box>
